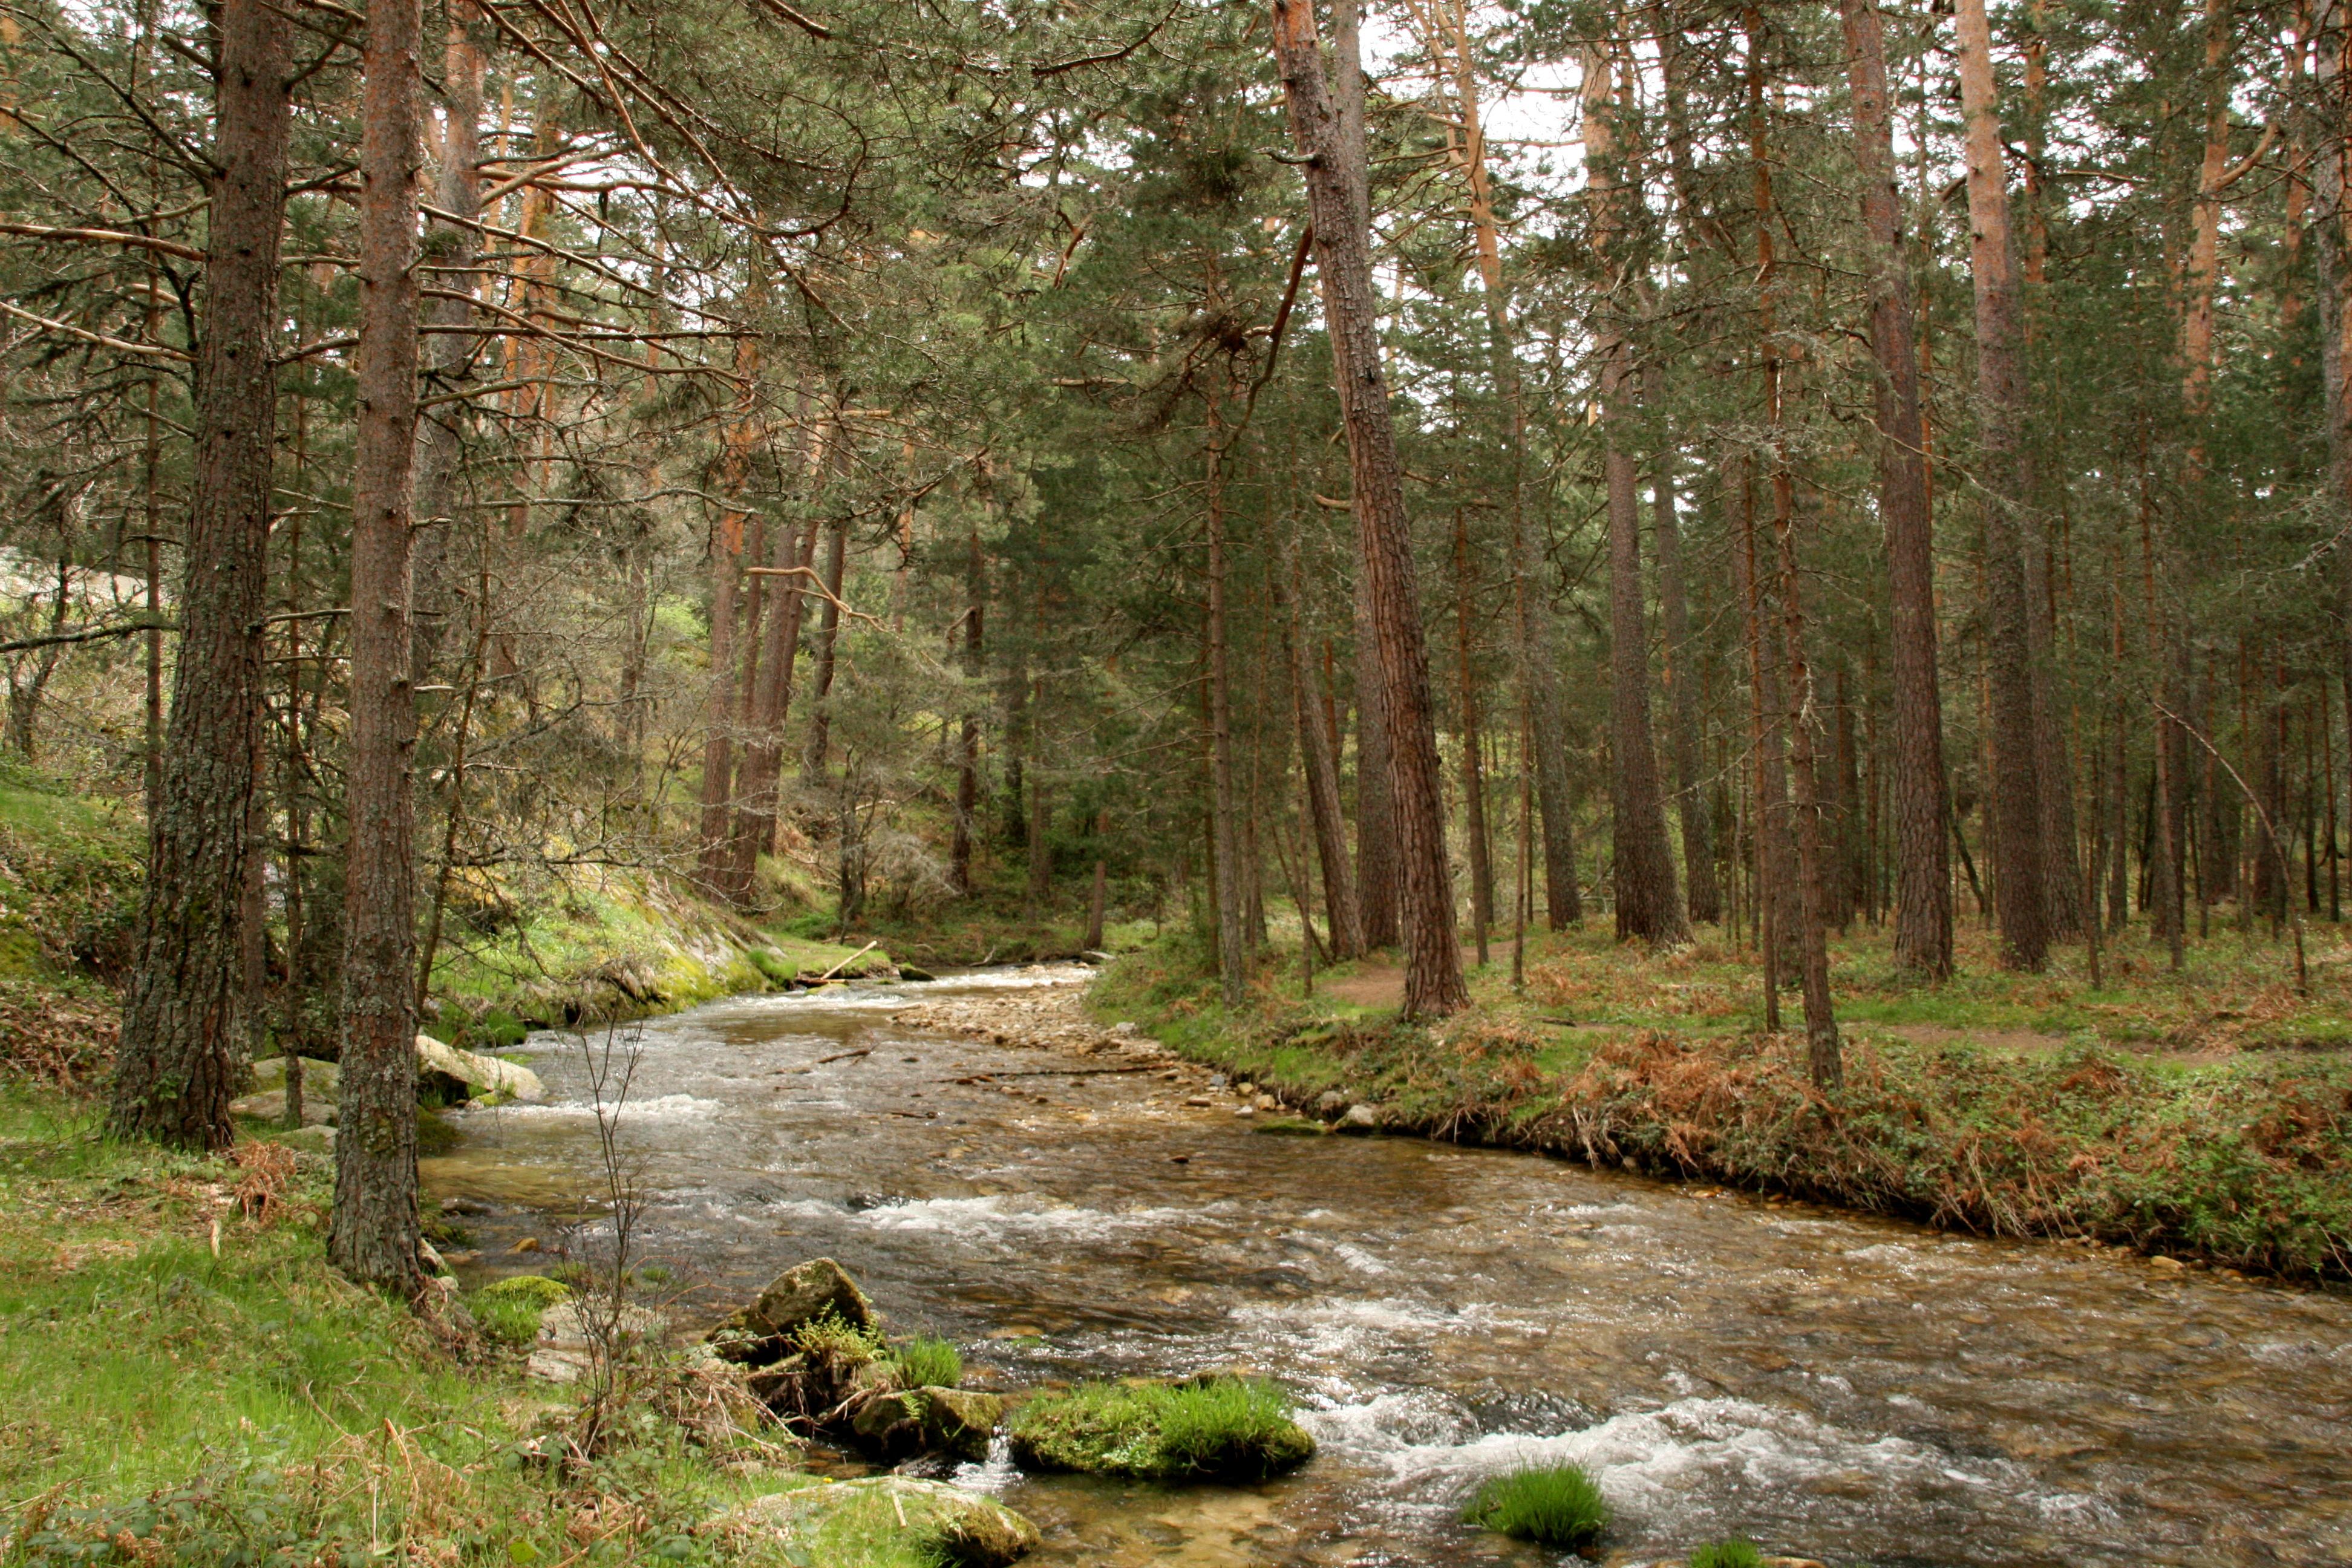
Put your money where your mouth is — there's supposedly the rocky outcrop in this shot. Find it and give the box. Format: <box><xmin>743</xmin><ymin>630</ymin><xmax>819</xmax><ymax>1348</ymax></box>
<box><xmin>710</xmin><ymin>1477</ymin><xmax>1038</xmax><ymax>1567</ymax></box>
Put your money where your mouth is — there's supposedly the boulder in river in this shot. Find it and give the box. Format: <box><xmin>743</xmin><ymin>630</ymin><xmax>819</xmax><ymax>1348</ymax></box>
<box><xmin>710</xmin><ymin>1477</ymin><xmax>1039</xmax><ymax>1568</ymax></box>
<box><xmin>416</xmin><ymin>1033</ymin><xmax>546</xmax><ymax>1105</ymax></box>
<box><xmin>748</xmin><ymin>1256</ymin><xmax>879</xmax><ymax>1340</ymax></box>
<box><xmin>850</xmin><ymin>1385</ymin><xmax>1004</xmax><ymax>1463</ymax></box>
<box><xmin>1337</xmin><ymin>1103</ymin><xmax>1382</xmax><ymax>1132</ymax></box>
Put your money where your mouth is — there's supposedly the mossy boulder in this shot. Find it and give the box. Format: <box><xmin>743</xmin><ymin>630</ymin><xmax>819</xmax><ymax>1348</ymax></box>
<box><xmin>743</xmin><ymin>1256</ymin><xmax>878</xmax><ymax>1342</ymax></box>
<box><xmin>711</xmin><ymin>1477</ymin><xmax>1039</xmax><ymax>1568</ymax></box>
<box><xmin>851</xmin><ymin>1386</ymin><xmax>1004</xmax><ymax>1463</ymax></box>
<box><xmin>1007</xmin><ymin>1374</ymin><xmax>1315</xmax><ymax>1482</ymax></box>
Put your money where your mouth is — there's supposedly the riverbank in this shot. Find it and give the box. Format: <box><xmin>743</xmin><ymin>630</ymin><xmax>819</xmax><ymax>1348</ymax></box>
<box><xmin>1054</xmin><ymin>925</ymin><xmax>2352</xmax><ymax>1282</ymax></box>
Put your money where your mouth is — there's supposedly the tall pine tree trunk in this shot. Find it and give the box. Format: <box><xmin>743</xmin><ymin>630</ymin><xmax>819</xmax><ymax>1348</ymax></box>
<box><xmin>1270</xmin><ymin>0</ymin><xmax>1466</xmax><ymax>1015</ymax></box>
<box><xmin>1587</xmin><ymin>45</ymin><xmax>1687</xmax><ymax>946</ymax></box>
<box><xmin>331</xmin><ymin>0</ymin><xmax>424</xmax><ymax>1292</ymax></box>
<box><xmin>1838</xmin><ymin>0</ymin><xmax>1954</xmax><ymax>977</ymax></box>
<box><xmin>1647</xmin><ymin>362</ymin><xmax>1720</xmax><ymax>924</ymax></box>
<box><xmin>111</xmin><ymin>0</ymin><xmax>292</xmax><ymax>1151</ymax></box>
<box><xmin>1955</xmin><ymin>0</ymin><xmax>2050</xmax><ymax>970</ymax></box>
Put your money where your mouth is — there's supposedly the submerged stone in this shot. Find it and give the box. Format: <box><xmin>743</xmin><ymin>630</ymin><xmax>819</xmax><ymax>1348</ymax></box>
<box><xmin>712</xmin><ymin>1476</ymin><xmax>1039</xmax><ymax>1567</ymax></box>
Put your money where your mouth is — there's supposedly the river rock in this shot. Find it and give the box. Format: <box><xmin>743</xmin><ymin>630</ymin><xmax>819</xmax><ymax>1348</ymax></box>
<box><xmin>416</xmin><ymin>1033</ymin><xmax>546</xmax><ymax>1105</ymax></box>
<box><xmin>246</xmin><ymin>1056</ymin><xmax>342</xmax><ymax>1102</ymax></box>
<box><xmin>1313</xmin><ymin>1090</ymin><xmax>1347</xmax><ymax>1117</ymax></box>
<box><xmin>851</xmin><ymin>1386</ymin><xmax>1004</xmax><ymax>1463</ymax></box>
<box><xmin>712</xmin><ymin>1256</ymin><xmax>881</xmax><ymax>1367</ymax></box>
<box><xmin>711</xmin><ymin>1477</ymin><xmax>1039</xmax><ymax>1568</ymax></box>
<box><xmin>898</xmin><ymin>963</ymin><xmax>937</xmax><ymax>982</ymax></box>
<box><xmin>1338</xmin><ymin>1103</ymin><xmax>1380</xmax><ymax>1132</ymax></box>
<box><xmin>229</xmin><ymin>1089</ymin><xmax>335</xmax><ymax>1127</ymax></box>
<box><xmin>528</xmin><ymin>1299</ymin><xmax>666</xmax><ymax>1382</ymax></box>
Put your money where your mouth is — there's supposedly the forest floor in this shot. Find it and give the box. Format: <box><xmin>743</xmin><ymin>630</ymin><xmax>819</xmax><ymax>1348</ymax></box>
<box><xmin>1077</xmin><ymin>916</ymin><xmax>2352</xmax><ymax>1282</ymax></box>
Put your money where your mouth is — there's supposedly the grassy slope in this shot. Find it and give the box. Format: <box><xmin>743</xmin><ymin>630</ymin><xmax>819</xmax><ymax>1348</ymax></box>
<box><xmin>0</xmin><ymin>1087</ymin><xmax>815</xmax><ymax>1567</ymax></box>
<box><xmin>1091</xmin><ymin>918</ymin><xmax>2352</xmax><ymax>1279</ymax></box>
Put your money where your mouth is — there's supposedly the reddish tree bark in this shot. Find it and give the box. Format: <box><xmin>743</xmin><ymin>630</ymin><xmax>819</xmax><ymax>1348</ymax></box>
<box><xmin>1838</xmin><ymin>0</ymin><xmax>1955</xmax><ymax>976</ymax></box>
<box><xmin>1270</xmin><ymin>0</ymin><xmax>1466</xmax><ymax>1016</ymax></box>
<box><xmin>1955</xmin><ymin>0</ymin><xmax>2050</xmax><ymax>970</ymax></box>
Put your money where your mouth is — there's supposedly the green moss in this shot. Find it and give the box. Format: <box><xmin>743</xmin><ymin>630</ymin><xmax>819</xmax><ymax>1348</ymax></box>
<box><xmin>469</xmin><ymin>1273</ymin><xmax>571</xmax><ymax>1347</ymax></box>
<box><xmin>1463</xmin><ymin>1463</ymin><xmax>1610</xmax><ymax>1548</ymax></box>
<box><xmin>1007</xmin><ymin>1374</ymin><xmax>1315</xmax><ymax>1481</ymax></box>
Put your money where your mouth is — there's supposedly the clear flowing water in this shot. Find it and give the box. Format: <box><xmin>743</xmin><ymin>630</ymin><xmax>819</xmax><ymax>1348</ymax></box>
<box><xmin>426</xmin><ymin>968</ymin><xmax>2352</xmax><ymax>1567</ymax></box>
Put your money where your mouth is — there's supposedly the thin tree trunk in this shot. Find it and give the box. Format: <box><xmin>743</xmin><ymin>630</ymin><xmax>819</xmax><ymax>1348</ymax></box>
<box><xmin>1647</xmin><ymin>362</ymin><xmax>1720</xmax><ymax>924</ymax></box>
<box><xmin>111</xmin><ymin>0</ymin><xmax>291</xmax><ymax>1151</ymax></box>
<box><xmin>2311</xmin><ymin>1</ymin><xmax>2352</xmax><ymax>879</ymax></box>
<box><xmin>1280</xmin><ymin>540</ymin><xmax>1364</xmax><ymax>957</ymax></box>
<box><xmin>801</xmin><ymin>514</ymin><xmax>848</xmax><ymax>776</ymax></box>
<box><xmin>1454</xmin><ymin>509</ymin><xmax>1492</xmax><ymax>962</ymax></box>
<box><xmin>1270</xmin><ymin>0</ymin><xmax>1466</xmax><ymax>1015</ymax></box>
<box><xmin>1205</xmin><ymin>393</ymin><xmax>1249</xmax><ymax>1005</ymax></box>
<box><xmin>1587</xmin><ymin>44</ymin><xmax>1687</xmax><ymax>947</ymax></box>
<box><xmin>1085</xmin><ymin>807</ymin><xmax>1111</xmax><ymax>950</ymax></box>
<box><xmin>1352</xmin><ymin>575</ymin><xmax>1402</xmax><ymax>946</ymax></box>
<box><xmin>1733</xmin><ymin>459</ymin><xmax>1787</xmax><ymax>1031</ymax></box>
<box><xmin>410</xmin><ymin>0</ymin><xmax>484</xmax><ymax>677</ymax></box>
<box><xmin>1838</xmin><ymin>0</ymin><xmax>1953</xmax><ymax>976</ymax></box>
<box><xmin>697</xmin><ymin>322</ymin><xmax>762</xmax><ymax>900</ymax></box>
<box><xmin>1955</xmin><ymin>0</ymin><xmax>2050</xmax><ymax>970</ymax></box>
<box><xmin>331</xmin><ymin>0</ymin><xmax>424</xmax><ymax>1293</ymax></box>
<box><xmin>950</xmin><ymin>510</ymin><xmax>984</xmax><ymax>895</ymax></box>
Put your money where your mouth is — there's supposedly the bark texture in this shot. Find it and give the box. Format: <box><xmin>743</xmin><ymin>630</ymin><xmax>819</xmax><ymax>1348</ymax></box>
<box><xmin>1838</xmin><ymin>0</ymin><xmax>1954</xmax><ymax>977</ymax></box>
<box><xmin>110</xmin><ymin>0</ymin><xmax>292</xmax><ymax>1151</ymax></box>
<box><xmin>1955</xmin><ymin>0</ymin><xmax>2050</xmax><ymax>970</ymax></box>
<box><xmin>1270</xmin><ymin>0</ymin><xmax>1466</xmax><ymax>1015</ymax></box>
<box><xmin>330</xmin><ymin>0</ymin><xmax>425</xmax><ymax>1293</ymax></box>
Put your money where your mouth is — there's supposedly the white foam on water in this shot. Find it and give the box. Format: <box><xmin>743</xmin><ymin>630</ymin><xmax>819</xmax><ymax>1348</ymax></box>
<box><xmin>469</xmin><ymin>1092</ymin><xmax>721</xmax><ymax>1123</ymax></box>
<box><xmin>1331</xmin><ymin>1242</ymin><xmax>1392</xmax><ymax>1276</ymax></box>
<box><xmin>765</xmin><ymin>1192</ymin><xmax>1187</xmax><ymax>1241</ymax></box>
<box><xmin>1320</xmin><ymin>1393</ymin><xmax>2073</xmax><ymax>1537</ymax></box>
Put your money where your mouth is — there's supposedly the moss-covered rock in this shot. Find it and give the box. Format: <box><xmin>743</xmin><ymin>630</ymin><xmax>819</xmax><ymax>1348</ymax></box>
<box><xmin>1007</xmin><ymin>1374</ymin><xmax>1315</xmax><ymax>1482</ymax></box>
<box><xmin>711</xmin><ymin>1477</ymin><xmax>1039</xmax><ymax>1567</ymax></box>
<box><xmin>745</xmin><ymin>1256</ymin><xmax>879</xmax><ymax>1342</ymax></box>
<box><xmin>850</xmin><ymin>1385</ymin><xmax>1004</xmax><ymax>1463</ymax></box>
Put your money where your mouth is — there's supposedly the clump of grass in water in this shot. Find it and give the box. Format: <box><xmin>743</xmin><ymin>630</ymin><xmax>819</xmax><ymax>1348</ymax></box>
<box><xmin>1008</xmin><ymin>1374</ymin><xmax>1315</xmax><ymax>1481</ymax></box>
<box><xmin>1462</xmin><ymin>1462</ymin><xmax>1610</xmax><ymax>1548</ymax></box>
<box><xmin>792</xmin><ymin>1308</ymin><xmax>886</xmax><ymax>1364</ymax></box>
<box><xmin>887</xmin><ymin>1334</ymin><xmax>963</xmax><ymax>1389</ymax></box>
<box><xmin>1687</xmin><ymin>1540</ymin><xmax>1765</xmax><ymax>1568</ymax></box>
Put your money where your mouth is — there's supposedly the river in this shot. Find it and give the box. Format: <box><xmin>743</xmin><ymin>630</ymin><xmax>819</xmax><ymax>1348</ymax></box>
<box><xmin>425</xmin><ymin>967</ymin><xmax>2352</xmax><ymax>1567</ymax></box>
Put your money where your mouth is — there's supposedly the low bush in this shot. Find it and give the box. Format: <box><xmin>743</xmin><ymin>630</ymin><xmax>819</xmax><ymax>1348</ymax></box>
<box><xmin>1008</xmin><ymin>1374</ymin><xmax>1315</xmax><ymax>1481</ymax></box>
<box><xmin>1462</xmin><ymin>1462</ymin><xmax>1610</xmax><ymax>1548</ymax></box>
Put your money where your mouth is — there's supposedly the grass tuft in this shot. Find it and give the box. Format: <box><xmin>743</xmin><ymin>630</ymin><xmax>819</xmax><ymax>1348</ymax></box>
<box><xmin>887</xmin><ymin>1333</ymin><xmax>963</xmax><ymax>1390</ymax></box>
<box><xmin>1462</xmin><ymin>1462</ymin><xmax>1610</xmax><ymax>1548</ymax></box>
<box><xmin>1008</xmin><ymin>1374</ymin><xmax>1315</xmax><ymax>1481</ymax></box>
<box><xmin>1688</xmin><ymin>1540</ymin><xmax>1766</xmax><ymax>1568</ymax></box>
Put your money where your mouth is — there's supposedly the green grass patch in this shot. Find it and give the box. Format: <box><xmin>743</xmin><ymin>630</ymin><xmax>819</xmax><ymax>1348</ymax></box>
<box><xmin>0</xmin><ymin>1085</ymin><xmax>802</xmax><ymax>1566</ymax></box>
<box><xmin>1462</xmin><ymin>1462</ymin><xmax>1610</xmax><ymax>1548</ymax></box>
<box><xmin>1007</xmin><ymin>1374</ymin><xmax>1315</xmax><ymax>1481</ymax></box>
<box><xmin>886</xmin><ymin>1334</ymin><xmax>962</xmax><ymax>1390</ymax></box>
<box><xmin>1688</xmin><ymin>1539</ymin><xmax>1766</xmax><ymax>1568</ymax></box>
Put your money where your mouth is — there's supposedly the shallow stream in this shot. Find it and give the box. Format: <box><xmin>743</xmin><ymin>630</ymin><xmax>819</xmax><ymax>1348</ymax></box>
<box><xmin>426</xmin><ymin>967</ymin><xmax>2352</xmax><ymax>1567</ymax></box>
